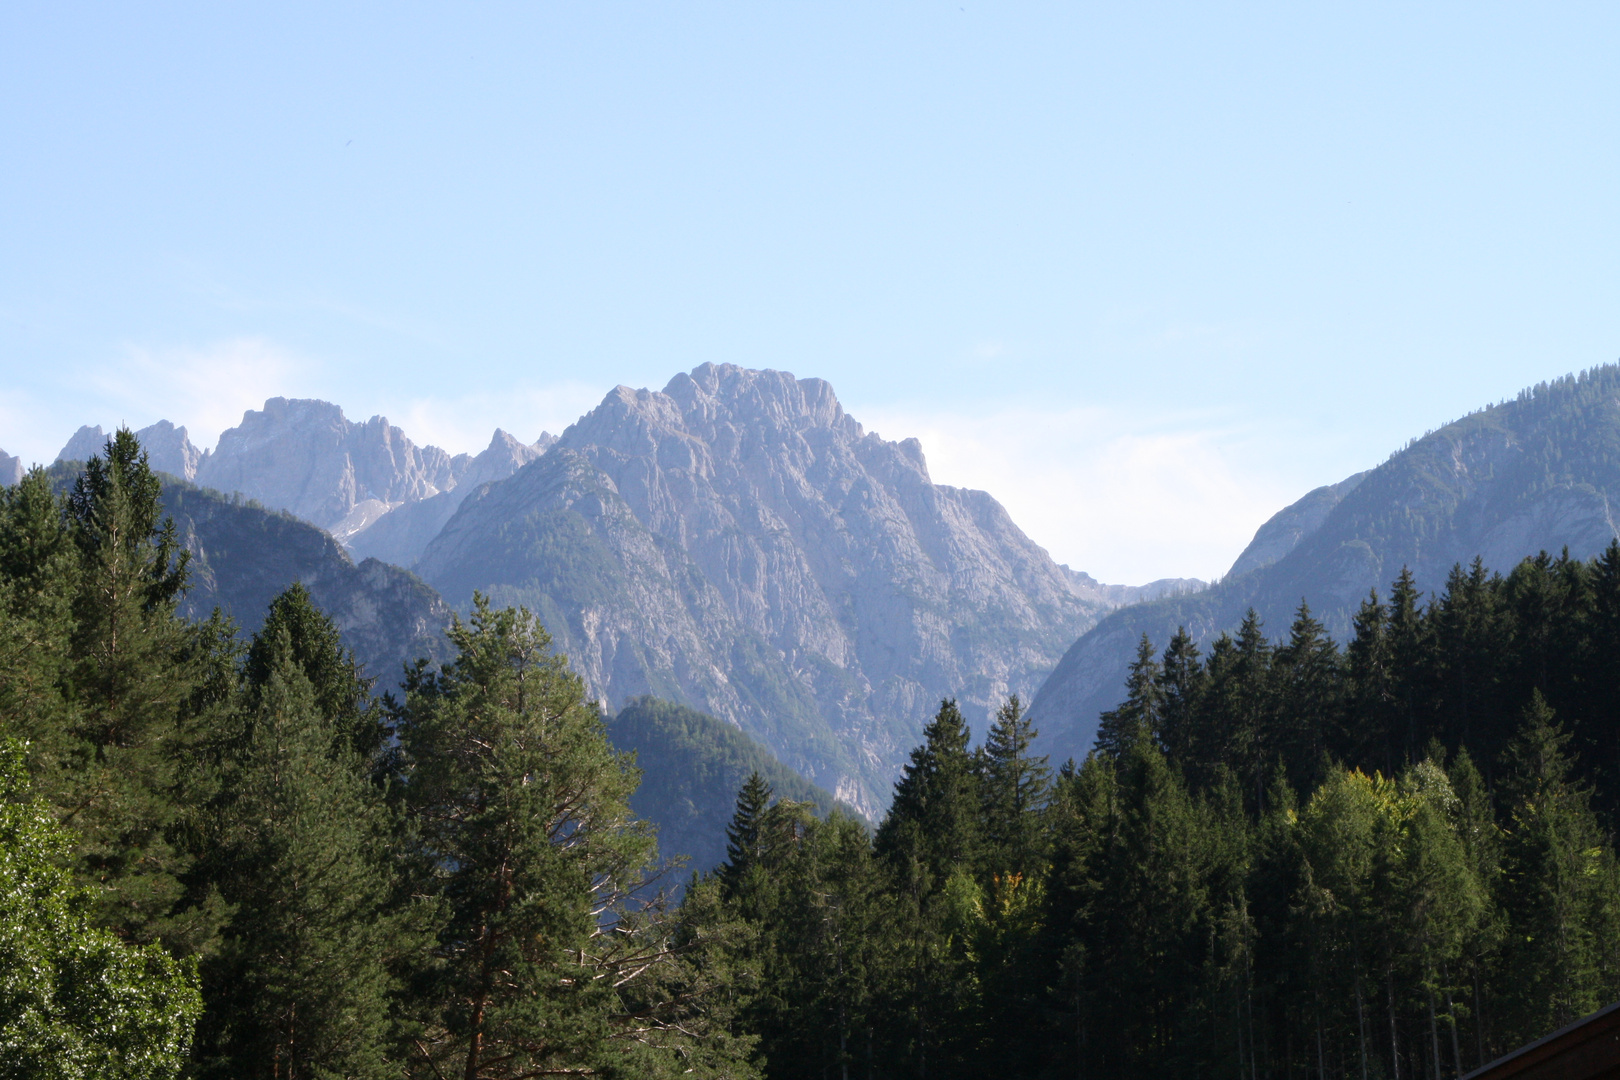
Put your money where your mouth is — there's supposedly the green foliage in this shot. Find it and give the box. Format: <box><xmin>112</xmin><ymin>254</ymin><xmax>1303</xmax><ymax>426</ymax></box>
<box><xmin>610</xmin><ymin>696</ymin><xmax>838</xmax><ymax>879</ymax></box>
<box><xmin>0</xmin><ymin>739</ymin><xmax>201</xmax><ymax>1080</ymax></box>
<box><xmin>396</xmin><ymin>595</ymin><xmax>749</xmax><ymax>1078</ymax></box>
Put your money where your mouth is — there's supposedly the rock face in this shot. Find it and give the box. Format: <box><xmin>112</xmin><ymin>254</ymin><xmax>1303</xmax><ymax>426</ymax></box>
<box><xmin>0</xmin><ymin>450</ymin><xmax>23</xmax><ymax>487</ymax></box>
<box><xmin>56</xmin><ymin>422</ymin><xmax>205</xmax><ymax>481</ymax></box>
<box><xmin>184</xmin><ymin>399</ymin><xmax>555</xmax><ymax>557</ymax></box>
<box><xmin>347</xmin><ymin>429</ymin><xmax>554</xmax><ymax>567</ymax></box>
<box><xmin>195</xmin><ymin>398</ymin><xmax>461</xmax><ymax>536</ymax></box>
<box><xmin>415</xmin><ymin>363</ymin><xmax>1135</xmax><ymax>815</ymax></box>
<box><xmin>1029</xmin><ymin>366</ymin><xmax>1620</xmax><ymax>763</ymax></box>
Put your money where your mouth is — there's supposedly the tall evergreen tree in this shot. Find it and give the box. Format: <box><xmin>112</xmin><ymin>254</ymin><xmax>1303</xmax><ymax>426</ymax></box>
<box><xmin>721</xmin><ymin>771</ymin><xmax>773</xmax><ymax>896</ymax></box>
<box><xmin>57</xmin><ymin>430</ymin><xmax>211</xmax><ymax>951</ymax></box>
<box><xmin>1495</xmin><ymin>692</ymin><xmax>1618</xmax><ymax>1042</ymax></box>
<box><xmin>1154</xmin><ymin>628</ymin><xmax>1205</xmax><ymax>777</ymax></box>
<box><xmin>871</xmin><ymin>699</ymin><xmax>983</xmax><ymax>1079</ymax></box>
<box><xmin>243</xmin><ymin>582</ymin><xmax>384</xmax><ymax>761</ymax></box>
<box><xmin>978</xmin><ymin>695</ymin><xmax>1051</xmax><ymax>882</ymax></box>
<box><xmin>397</xmin><ymin>596</ymin><xmax>743</xmax><ymax>1078</ymax></box>
<box><xmin>1272</xmin><ymin>601</ymin><xmax>1343</xmax><ymax>793</ymax></box>
<box><xmin>1095</xmin><ymin>635</ymin><xmax>1163</xmax><ymax>760</ymax></box>
<box><xmin>191</xmin><ymin>595</ymin><xmax>426</xmax><ymax>1080</ymax></box>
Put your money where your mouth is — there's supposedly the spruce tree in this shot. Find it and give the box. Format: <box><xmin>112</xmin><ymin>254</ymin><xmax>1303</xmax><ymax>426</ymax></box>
<box><xmin>58</xmin><ymin>430</ymin><xmax>209</xmax><ymax>950</ymax></box>
<box><xmin>191</xmin><ymin>605</ymin><xmax>424</xmax><ymax>1080</ymax></box>
<box><xmin>872</xmin><ymin>699</ymin><xmax>985</xmax><ymax>1079</ymax></box>
<box><xmin>243</xmin><ymin>582</ymin><xmax>383</xmax><ymax>761</ymax></box>
<box><xmin>1154</xmin><ymin>628</ymin><xmax>1205</xmax><ymax>777</ymax></box>
<box><xmin>1272</xmin><ymin>601</ymin><xmax>1343</xmax><ymax>793</ymax></box>
<box><xmin>1095</xmin><ymin>635</ymin><xmax>1162</xmax><ymax>760</ymax></box>
<box><xmin>0</xmin><ymin>467</ymin><xmax>77</xmax><ymax>763</ymax></box>
<box><xmin>1496</xmin><ymin>692</ymin><xmax>1615</xmax><ymax>1042</ymax></box>
<box><xmin>874</xmin><ymin>698</ymin><xmax>982</xmax><ymax>885</ymax></box>
<box><xmin>720</xmin><ymin>771</ymin><xmax>773</xmax><ymax>896</ymax></box>
<box><xmin>978</xmin><ymin>695</ymin><xmax>1051</xmax><ymax>882</ymax></box>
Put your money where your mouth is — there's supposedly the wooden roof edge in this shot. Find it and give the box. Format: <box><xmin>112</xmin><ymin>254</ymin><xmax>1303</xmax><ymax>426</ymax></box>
<box><xmin>1463</xmin><ymin>1000</ymin><xmax>1620</xmax><ymax>1080</ymax></box>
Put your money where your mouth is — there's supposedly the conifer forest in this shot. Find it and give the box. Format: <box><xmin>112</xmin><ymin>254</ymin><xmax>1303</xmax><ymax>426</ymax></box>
<box><xmin>6</xmin><ymin>431</ymin><xmax>1620</xmax><ymax>1080</ymax></box>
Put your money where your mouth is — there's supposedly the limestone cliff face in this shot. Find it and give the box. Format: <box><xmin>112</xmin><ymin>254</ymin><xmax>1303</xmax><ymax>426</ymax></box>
<box><xmin>1029</xmin><ymin>366</ymin><xmax>1620</xmax><ymax>764</ymax></box>
<box><xmin>195</xmin><ymin>398</ymin><xmax>461</xmax><ymax>535</ymax></box>
<box><xmin>347</xmin><ymin>429</ymin><xmax>554</xmax><ymax>566</ymax></box>
<box><xmin>0</xmin><ymin>450</ymin><xmax>23</xmax><ymax>487</ymax></box>
<box><xmin>184</xmin><ymin>399</ymin><xmax>554</xmax><ymax>556</ymax></box>
<box><xmin>417</xmin><ymin>363</ymin><xmax>1117</xmax><ymax>814</ymax></box>
<box><xmin>56</xmin><ymin>421</ymin><xmax>204</xmax><ymax>481</ymax></box>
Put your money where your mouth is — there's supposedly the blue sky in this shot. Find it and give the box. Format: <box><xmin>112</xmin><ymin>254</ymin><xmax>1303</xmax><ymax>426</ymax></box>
<box><xmin>2</xmin><ymin>3</ymin><xmax>1616</xmax><ymax>583</ymax></box>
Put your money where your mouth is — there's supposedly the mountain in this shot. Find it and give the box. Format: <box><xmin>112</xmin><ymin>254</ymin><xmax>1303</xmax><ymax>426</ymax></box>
<box><xmin>0</xmin><ymin>450</ymin><xmax>22</xmax><ymax>487</ymax></box>
<box><xmin>57</xmin><ymin>420</ymin><xmax>206</xmax><ymax>481</ymax></box>
<box><xmin>188</xmin><ymin>398</ymin><xmax>553</xmax><ymax>552</ymax></box>
<box><xmin>607</xmin><ymin>696</ymin><xmax>840</xmax><ymax>879</ymax></box>
<box><xmin>413</xmin><ymin>363</ymin><xmax>1174</xmax><ymax>815</ymax></box>
<box><xmin>192</xmin><ymin>398</ymin><xmax>462</xmax><ymax>538</ymax></box>
<box><xmin>1029</xmin><ymin>365</ymin><xmax>1620</xmax><ymax>762</ymax></box>
<box><xmin>346</xmin><ymin>429</ymin><xmax>554</xmax><ymax>566</ymax></box>
<box><xmin>159</xmin><ymin>479</ymin><xmax>455</xmax><ymax>684</ymax></box>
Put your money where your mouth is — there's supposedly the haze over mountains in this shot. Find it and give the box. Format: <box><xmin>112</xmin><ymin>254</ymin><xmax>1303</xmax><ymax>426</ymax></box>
<box><xmin>12</xmin><ymin>361</ymin><xmax>1618</xmax><ymax>815</ymax></box>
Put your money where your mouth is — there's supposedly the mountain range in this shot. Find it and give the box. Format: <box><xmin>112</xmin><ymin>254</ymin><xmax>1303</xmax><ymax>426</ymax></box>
<box><xmin>1028</xmin><ymin>366</ymin><xmax>1620</xmax><ymax>761</ymax></box>
<box><xmin>14</xmin><ymin>361</ymin><xmax>1618</xmax><ymax>817</ymax></box>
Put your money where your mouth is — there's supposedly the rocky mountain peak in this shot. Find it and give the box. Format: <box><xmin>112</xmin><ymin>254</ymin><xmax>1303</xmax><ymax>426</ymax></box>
<box><xmin>419</xmin><ymin>363</ymin><xmax>1126</xmax><ymax>814</ymax></box>
<box><xmin>196</xmin><ymin>397</ymin><xmax>458</xmax><ymax>533</ymax></box>
<box><xmin>55</xmin><ymin>421</ymin><xmax>204</xmax><ymax>481</ymax></box>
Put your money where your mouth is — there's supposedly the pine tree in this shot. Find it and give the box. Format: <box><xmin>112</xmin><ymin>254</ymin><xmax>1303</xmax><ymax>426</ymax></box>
<box><xmin>397</xmin><ymin>596</ymin><xmax>743</xmax><ymax>1078</ymax></box>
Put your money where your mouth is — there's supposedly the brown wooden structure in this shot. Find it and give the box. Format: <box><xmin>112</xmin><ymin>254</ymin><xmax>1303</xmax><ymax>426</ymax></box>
<box><xmin>1464</xmin><ymin>1002</ymin><xmax>1620</xmax><ymax>1080</ymax></box>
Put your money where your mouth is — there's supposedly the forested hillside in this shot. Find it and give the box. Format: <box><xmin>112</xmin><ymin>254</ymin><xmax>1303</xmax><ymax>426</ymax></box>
<box><xmin>1033</xmin><ymin>364</ymin><xmax>1620</xmax><ymax>760</ymax></box>
<box><xmin>8</xmin><ymin>427</ymin><xmax>1619</xmax><ymax>1079</ymax></box>
<box><xmin>609</xmin><ymin>697</ymin><xmax>843</xmax><ymax>878</ymax></box>
<box><xmin>697</xmin><ymin>548</ymin><xmax>1620</xmax><ymax>1079</ymax></box>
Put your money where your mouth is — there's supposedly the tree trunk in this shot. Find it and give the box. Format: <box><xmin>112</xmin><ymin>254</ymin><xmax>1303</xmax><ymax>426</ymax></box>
<box><xmin>1388</xmin><ymin>969</ymin><xmax>1401</xmax><ymax>1080</ymax></box>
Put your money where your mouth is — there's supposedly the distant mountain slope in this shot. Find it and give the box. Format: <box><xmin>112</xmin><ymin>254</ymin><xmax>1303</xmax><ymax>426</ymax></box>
<box><xmin>416</xmin><ymin>363</ymin><xmax>1149</xmax><ymax>815</ymax></box>
<box><xmin>1030</xmin><ymin>365</ymin><xmax>1620</xmax><ymax>762</ymax></box>
<box><xmin>608</xmin><ymin>697</ymin><xmax>839</xmax><ymax>878</ymax></box>
<box><xmin>161</xmin><ymin>481</ymin><xmax>454</xmax><ymax>685</ymax></box>
<box><xmin>0</xmin><ymin>450</ymin><xmax>22</xmax><ymax>487</ymax></box>
<box><xmin>346</xmin><ymin>429</ymin><xmax>555</xmax><ymax>566</ymax></box>
<box><xmin>56</xmin><ymin>402</ymin><xmax>555</xmax><ymax>562</ymax></box>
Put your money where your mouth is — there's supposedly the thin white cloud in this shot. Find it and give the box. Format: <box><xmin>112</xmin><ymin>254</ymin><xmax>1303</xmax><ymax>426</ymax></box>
<box><xmin>371</xmin><ymin>381</ymin><xmax>606</xmax><ymax>456</ymax></box>
<box><xmin>855</xmin><ymin>403</ymin><xmax>1303</xmax><ymax>586</ymax></box>
<box><xmin>86</xmin><ymin>338</ymin><xmax>317</xmax><ymax>451</ymax></box>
